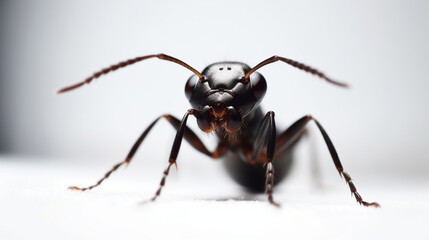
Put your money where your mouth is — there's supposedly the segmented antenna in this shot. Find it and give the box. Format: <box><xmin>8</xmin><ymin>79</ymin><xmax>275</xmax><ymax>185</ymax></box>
<box><xmin>57</xmin><ymin>54</ymin><xmax>203</xmax><ymax>94</ymax></box>
<box><xmin>242</xmin><ymin>55</ymin><xmax>348</xmax><ymax>87</ymax></box>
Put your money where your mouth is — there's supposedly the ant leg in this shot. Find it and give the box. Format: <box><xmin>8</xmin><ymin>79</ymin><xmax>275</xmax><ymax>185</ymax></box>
<box><xmin>275</xmin><ymin>115</ymin><xmax>380</xmax><ymax>207</ymax></box>
<box><xmin>251</xmin><ymin>111</ymin><xmax>280</xmax><ymax>207</ymax></box>
<box><xmin>149</xmin><ymin>109</ymin><xmax>198</xmax><ymax>202</ymax></box>
<box><xmin>69</xmin><ymin>112</ymin><xmax>226</xmax><ymax>191</ymax></box>
<box><xmin>69</xmin><ymin>115</ymin><xmax>165</xmax><ymax>191</ymax></box>
<box><xmin>163</xmin><ymin>114</ymin><xmax>228</xmax><ymax>159</ymax></box>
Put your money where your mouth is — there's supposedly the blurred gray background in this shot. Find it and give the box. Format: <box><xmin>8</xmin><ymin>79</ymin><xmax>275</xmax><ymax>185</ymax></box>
<box><xmin>1</xmin><ymin>0</ymin><xmax>428</xmax><ymax>179</ymax></box>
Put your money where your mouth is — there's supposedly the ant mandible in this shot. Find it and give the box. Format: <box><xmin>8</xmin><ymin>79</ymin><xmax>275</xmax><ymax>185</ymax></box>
<box><xmin>58</xmin><ymin>54</ymin><xmax>379</xmax><ymax>207</ymax></box>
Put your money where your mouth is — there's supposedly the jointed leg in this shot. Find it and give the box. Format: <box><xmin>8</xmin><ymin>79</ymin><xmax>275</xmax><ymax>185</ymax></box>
<box><xmin>251</xmin><ymin>111</ymin><xmax>279</xmax><ymax>207</ymax></box>
<box><xmin>149</xmin><ymin>109</ymin><xmax>197</xmax><ymax>202</ymax></box>
<box><xmin>275</xmin><ymin>115</ymin><xmax>379</xmax><ymax>207</ymax></box>
<box><xmin>69</xmin><ymin>112</ymin><xmax>226</xmax><ymax>191</ymax></box>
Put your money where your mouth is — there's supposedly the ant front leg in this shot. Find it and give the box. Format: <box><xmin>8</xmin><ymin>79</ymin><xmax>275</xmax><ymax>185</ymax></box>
<box><xmin>251</xmin><ymin>111</ymin><xmax>280</xmax><ymax>207</ymax></box>
<box><xmin>275</xmin><ymin>115</ymin><xmax>380</xmax><ymax>207</ymax></box>
<box><xmin>69</xmin><ymin>110</ymin><xmax>226</xmax><ymax>192</ymax></box>
<box><xmin>148</xmin><ymin>109</ymin><xmax>199</xmax><ymax>202</ymax></box>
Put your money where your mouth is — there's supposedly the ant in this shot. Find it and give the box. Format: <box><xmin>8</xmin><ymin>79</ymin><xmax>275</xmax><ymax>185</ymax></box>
<box><xmin>58</xmin><ymin>54</ymin><xmax>379</xmax><ymax>207</ymax></box>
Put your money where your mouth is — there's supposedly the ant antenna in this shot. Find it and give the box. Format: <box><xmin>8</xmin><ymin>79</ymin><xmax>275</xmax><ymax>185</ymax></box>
<box><xmin>242</xmin><ymin>55</ymin><xmax>348</xmax><ymax>88</ymax></box>
<box><xmin>57</xmin><ymin>54</ymin><xmax>203</xmax><ymax>94</ymax></box>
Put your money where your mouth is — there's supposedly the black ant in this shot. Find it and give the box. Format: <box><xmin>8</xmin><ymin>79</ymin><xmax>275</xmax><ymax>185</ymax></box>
<box><xmin>58</xmin><ymin>54</ymin><xmax>379</xmax><ymax>207</ymax></box>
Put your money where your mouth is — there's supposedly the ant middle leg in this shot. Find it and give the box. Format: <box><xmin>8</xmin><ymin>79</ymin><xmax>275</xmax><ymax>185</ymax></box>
<box><xmin>69</xmin><ymin>111</ymin><xmax>226</xmax><ymax>192</ymax></box>
<box><xmin>275</xmin><ymin>115</ymin><xmax>380</xmax><ymax>207</ymax></box>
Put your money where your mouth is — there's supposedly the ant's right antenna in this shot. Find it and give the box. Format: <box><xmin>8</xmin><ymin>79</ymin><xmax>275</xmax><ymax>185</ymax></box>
<box><xmin>57</xmin><ymin>54</ymin><xmax>204</xmax><ymax>94</ymax></box>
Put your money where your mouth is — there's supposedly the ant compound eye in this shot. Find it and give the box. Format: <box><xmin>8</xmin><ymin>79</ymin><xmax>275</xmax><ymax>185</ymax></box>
<box><xmin>249</xmin><ymin>73</ymin><xmax>267</xmax><ymax>100</ymax></box>
<box><xmin>185</xmin><ymin>75</ymin><xmax>199</xmax><ymax>100</ymax></box>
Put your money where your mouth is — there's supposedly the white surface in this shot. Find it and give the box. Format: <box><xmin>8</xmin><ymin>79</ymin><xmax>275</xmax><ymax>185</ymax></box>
<box><xmin>1</xmin><ymin>155</ymin><xmax>427</xmax><ymax>240</ymax></box>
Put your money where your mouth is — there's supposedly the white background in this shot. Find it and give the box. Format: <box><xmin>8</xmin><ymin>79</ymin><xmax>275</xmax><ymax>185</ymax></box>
<box><xmin>1</xmin><ymin>0</ymin><xmax>428</xmax><ymax>239</ymax></box>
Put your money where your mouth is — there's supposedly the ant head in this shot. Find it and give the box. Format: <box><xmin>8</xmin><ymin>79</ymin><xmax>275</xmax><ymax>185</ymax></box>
<box><xmin>185</xmin><ymin>62</ymin><xmax>267</xmax><ymax>133</ymax></box>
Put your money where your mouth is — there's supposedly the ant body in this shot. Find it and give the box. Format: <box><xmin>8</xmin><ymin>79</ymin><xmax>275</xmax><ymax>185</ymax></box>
<box><xmin>58</xmin><ymin>54</ymin><xmax>379</xmax><ymax>207</ymax></box>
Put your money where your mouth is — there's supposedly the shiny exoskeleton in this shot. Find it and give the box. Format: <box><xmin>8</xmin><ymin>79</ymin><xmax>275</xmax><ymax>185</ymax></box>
<box><xmin>59</xmin><ymin>54</ymin><xmax>379</xmax><ymax>207</ymax></box>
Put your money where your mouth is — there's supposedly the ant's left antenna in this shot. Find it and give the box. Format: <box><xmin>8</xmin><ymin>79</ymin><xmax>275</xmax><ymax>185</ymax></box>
<box><xmin>242</xmin><ymin>55</ymin><xmax>348</xmax><ymax>88</ymax></box>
